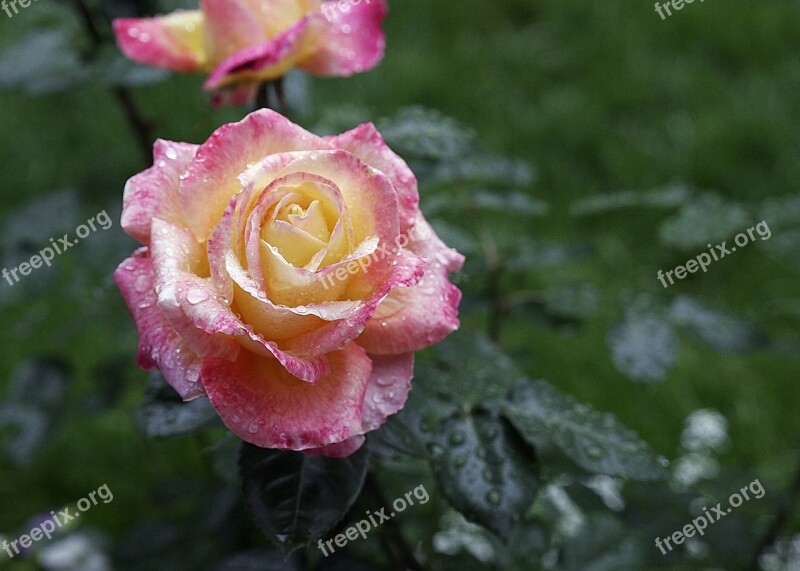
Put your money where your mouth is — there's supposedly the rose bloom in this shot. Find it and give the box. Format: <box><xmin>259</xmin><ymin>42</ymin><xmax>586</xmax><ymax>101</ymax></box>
<box><xmin>113</xmin><ymin>0</ymin><xmax>387</xmax><ymax>105</ymax></box>
<box><xmin>115</xmin><ymin>110</ymin><xmax>464</xmax><ymax>457</ymax></box>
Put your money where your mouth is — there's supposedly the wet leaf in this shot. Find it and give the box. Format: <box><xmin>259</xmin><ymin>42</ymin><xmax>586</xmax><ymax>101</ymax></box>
<box><xmin>135</xmin><ymin>374</ymin><xmax>218</xmax><ymax>438</ymax></box>
<box><xmin>239</xmin><ymin>444</ymin><xmax>369</xmax><ymax>555</ymax></box>
<box><xmin>503</xmin><ymin>383</ymin><xmax>669</xmax><ymax>480</ymax></box>
<box><xmin>668</xmin><ymin>296</ymin><xmax>767</xmax><ymax>353</ymax></box>
<box><xmin>430</xmin><ymin>412</ymin><xmax>539</xmax><ymax>539</ymax></box>
<box><xmin>607</xmin><ymin>311</ymin><xmax>678</xmax><ymax>383</ymax></box>
<box><xmin>658</xmin><ymin>193</ymin><xmax>750</xmax><ymax>250</ymax></box>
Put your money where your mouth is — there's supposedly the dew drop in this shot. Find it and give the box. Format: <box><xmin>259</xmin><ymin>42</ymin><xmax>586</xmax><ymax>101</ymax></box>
<box><xmin>453</xmin><ymin>455</ymin><xmax>467</xmax><ymax>467</ymax></box>
<box><xmin>186</xmin><ymin>288</ymin><xmax>209</xmax><ymax>305</ymax></box>
<box><xmin>134</xmin><ymin>274</ymin><xmax>150</xmax><ymax>293</ymax></box>
<box><xmin>165</xmin><ymin>147</ymin><xmax>178</xmax><ymax>160</ymax></box>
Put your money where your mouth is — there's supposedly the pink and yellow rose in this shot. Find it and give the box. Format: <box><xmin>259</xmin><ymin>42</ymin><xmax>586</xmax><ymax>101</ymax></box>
<box><xmin>113</xmin><ymin>0</ymin><xmax>387</xmax><ymax>105</ymax></box>
<box><xmin>115</xmin><ymin>110</ymin><xmax>464</xmax><ymax>457</ymax></box>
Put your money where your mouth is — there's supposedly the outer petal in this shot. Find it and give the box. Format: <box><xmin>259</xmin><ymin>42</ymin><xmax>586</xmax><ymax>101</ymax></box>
<box><xmin>204</xmin><ymin>17</ymin><xmax>310</xmax><ymax>90</ymax></box>
<box><xmin>201</xmin><ymin>343</ymin><xmax>372</xmax><ymax>450</ymax></box>
<box><xmin>302</xmin><ymin>436</ymin><xmax>365</xmax><ymax>457</ymax></box>
<box><xmin>361</xmin><ymin>352</ymin><xmax>414</xmax><ymax>431</ymax></box>
<box><xmin>301</xmin><ymin>1</ymin><xmax>387</xmax><ymax>76</ymax></box>
<box><xmin>115</xmin><ymin>250</ymin><xmax>206</xmax><ymax>400</ymax></box>
<box><xmin>325</xmin><ymin>122</ymin><xmax>419</xmax><ymax>234</ymax></box>
<box><xmin>179</xmin><ymin>110</ymin><xmax>329</xmax><ymax>241</ymax></box>
<box><xmin>113</xmin><ymin>12</ymin><xmax>208</xmax><ymax>72</ymax></box>
<box><xmin>121</xmin><ymin>140</ymin><xmax>198</xmax><ymax>245</ymax></box>
<box><xmin>211</xmin><ymin>82</ymin><xmax>260</xmax><ymax>107</ymax></box>
<box><xmin>302</xmin><ymin>351</ymin><xmax>414</xmax><ymax>457</ymax></box>
<box><xmin>358</xmin><ymin>215</ymin><xmax>465</xmax><ymax>355</ymax></box>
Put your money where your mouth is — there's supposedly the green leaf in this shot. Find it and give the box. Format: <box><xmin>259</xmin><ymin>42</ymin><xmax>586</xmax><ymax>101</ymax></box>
<box><xmin>430</xmin><ymin>412</ymin><xmax>539</xmax><ymax>539</ymax></box>
<box><xmin>135</xmin><ymin>373</ymin><xmax>218</xmax><ymax>438</ymax></box>
<box><xmin>239</xmin><ymin>444</ymin><xmax>369</xmax><ymax>555</ymax></box>
<box><xmin>0</xmin><ymin>404</ymin><xmax>48</xmax><ymax>464</ymax></box>
<box><xmin>368</xmin><ymin>405</ymin><xmax>432</xmax><ymax>460</ymax></box>
<box><xmin>0</xmin><ymin>30</ymin><xmax>92</xmax><ymax>94</ymax></box>
<box><xmin>607</xmin><ymin>311</ymin><xmax>678</xmax><ymax>383</ymax></box>
<box><xmin>420</xmin><ymin>332</ymin><xmax>528</xmax><ymax>411</ymax></box>
<box><xmin>503</xmin><ymin>383</ymin><xmax>669</xmax><ymax>480</ymax></box>
<box><xmin>668</xmin><ymin>296</ymin><xmax>767</xmax><ymax>353</ymax></box>
<box><xmin>423</xmin><ymin>190</ymin><xmax>548</xmax><ymax>218</ymax></box>
<box><xmin>570</xmin><ymin>184</ymin><xmax>690</xmax><ymax>216</ymax></box>
<box><xmin>658</xmin><ymin>193</ymin><xmax>750</xmax><ymax>250</ymax></box>
<box><xmin>377</xmin><ymin>106</ymin><xmax>475</xmax><ymax>161</ymax></box>
<box><xmin>430</xmin><ymin>154</ymin><xmax>535</xmax><ymax>187</ymax></box>
<box><xmin>540</xmin><ymin>283</ymin><xmax>604</xmax><ymax>319</ymax></box>
<box><xmin>506</xmin><ymin>240</ymin><xmax>592</xmax><ymax>271</ymax></box>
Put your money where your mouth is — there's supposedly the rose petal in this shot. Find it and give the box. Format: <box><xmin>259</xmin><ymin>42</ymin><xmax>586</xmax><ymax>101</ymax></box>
<box><xmin>180</xmin><ymin>110</ymin><xmax>329</xmax><ymax>241</ymax></box>
<box><xmin>325</xmin><ymin>122</ymin><xmax>419</xmax><ymax>235</ymax></box>
<box><xmin>361</xmin><ymin>352</ymin><xmax>414</xmax><ymax>431</ymax></box>
<box><xmin>283</xmin><ymin>248</ymin><xmax>425</xmax><ymax>356</ymax></box>
<box><xmin>121</xmin><ymin>140</ymin><xmax>198</xmax><ymax>245</ymax></box>
<box><xmin>150</xmin><ymin>219</ymin><xmax>239</xmax><ymax>361</ymax></box>
<box><xmin>204</xmin><ymin>17</ymin><xmax>310</xmax><ymax>90</ymax></box>
<box><xmin>201</xmin><ymin>343</ymin><xmax>372</xmax><ymax>450</ymax></box>
<box><xmin>358</xmin><ymin>215</ymin><xmax>465</xmax><ymax>354</ymax></box>
<box><xmin>302</xmin><ymin>351</ymin><xmax>414</xmax><ymax>457</ymax></box>
<box><xmin>302</xmin><ymin>435</ymin><xmax>365</xmax><ymax>457</ymax></box>
<box><xmin>114</xmin><ymin>250</ymin><xmax>207</xmax><ymax>400</ymax></box>
<box><xmin>301</xmin><ymin>1</ymin><xmax>387</xmax><ymax>76</ymax></box>
<box><xmin>200</xmin><ymin>0</ymin><xmax>264</xmax><ymax>61</ymax></box>
<box><xmin>211</xmin><ymin>82</ymin><xmax>260</xmax><ymax>107</ymax></box>
<box><xmin>113</xmin><ymin>11</ymin><xmax>208</xmax><ymax>72</ymax></box>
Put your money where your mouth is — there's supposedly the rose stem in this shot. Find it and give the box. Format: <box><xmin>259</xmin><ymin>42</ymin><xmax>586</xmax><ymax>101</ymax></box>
<box><xmin>70</xmin><ymin>0</ymin><xmax>155</xmax><ymax>164</ymax></box>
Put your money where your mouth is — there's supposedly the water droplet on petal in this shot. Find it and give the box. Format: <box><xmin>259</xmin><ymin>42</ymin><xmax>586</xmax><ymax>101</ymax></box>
<box><xmin>186</xmin><ymin>288</ymin><xmax>209</xmax><ymax>305</ymax></box>
<box><xmin>165</xmin><ymin>147</ymin><xmax>178</xmax><ymax>160</ymax></box>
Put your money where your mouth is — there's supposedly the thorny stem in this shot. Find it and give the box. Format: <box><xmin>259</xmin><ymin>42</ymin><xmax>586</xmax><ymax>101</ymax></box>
<box><xmin>364</xmin><ymin>473</ymin><xmax>428</xmax><ymax>571</ymax></box>
<box><xmin>71</xmin><ymin>0</ymin><xmax>154</xmax><ymax>163</ymax></box>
